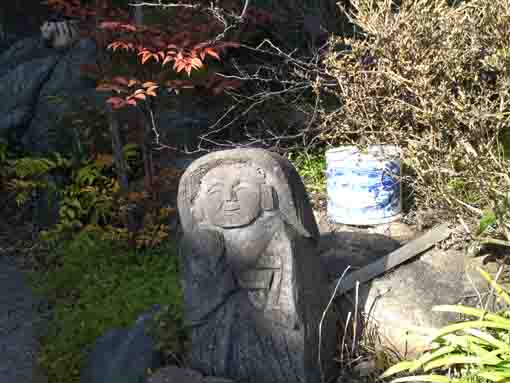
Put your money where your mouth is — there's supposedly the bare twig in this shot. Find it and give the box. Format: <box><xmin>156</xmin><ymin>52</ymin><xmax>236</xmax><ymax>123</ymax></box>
<box><xmin>319</xmin><ymin>265</ymin><xmax>351</xmax><ymax>382</ymax></box>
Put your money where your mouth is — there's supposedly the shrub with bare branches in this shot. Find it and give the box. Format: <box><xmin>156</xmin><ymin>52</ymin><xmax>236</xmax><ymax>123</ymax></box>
<box><xmin>319</xmin><ymin>0</ymin><xmax>509</xmax><ymax>239</ymax></box>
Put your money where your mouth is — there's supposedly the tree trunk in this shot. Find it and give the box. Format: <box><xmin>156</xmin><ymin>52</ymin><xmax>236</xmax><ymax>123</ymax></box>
<box><xmin>108</xmin><ymin>106</ymin><xmax>138</xmax><ymax>239</ymax></box>
<box><xmin>141</xmin><ymin>119</ymin><xmax>155</xmax><ymax>200</ymax></box>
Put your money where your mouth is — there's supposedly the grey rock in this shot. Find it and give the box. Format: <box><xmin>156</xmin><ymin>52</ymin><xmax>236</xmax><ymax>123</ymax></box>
<box><xmin>0</xmin><ymin>55</ymin><xmax>57</xmax><ymax>139</ymax></box>
<box><xmin>0</xmin><ymin>38</ymin><xmax>48</xmax><ymax>78</ymax></box>
<box><xmin>202</xmin><ymin>379</ymin><xmax>236</xmax><ymax>383</ymax></box>
<box><xmin>319</xmin><ymin>231</ymin><xmax>497</xmax><ymax>358</ymax></box>
<box><xmin>147</xmin><ymin>366</ymin><xmax>237</xmax><ymax>383</ymax></box>
<box><xmin>319</xmin><ymin>231</ymin><xmax>401</xmax><ymax>282</ymax></box>
<box><xmin>22</xmin><ymin>38</ymin><xmax>98</xmax><ymax>155</ymax></box>
<box><xmin>355</xmin><ymin>248</ymin><xmax>495</xmax><ymax>357</ymax></box>
<box><xmin>80</xmin><ymin>306</ymin><xmax>162</xmax><ymax>383</ymax></box>
<box><xmin>0</xmin><ymin>256</ymin><xmax>50</xmax><ymax>383</ymax></box>
<box><xmin>147</xmin><ymin>366</ymin><xmax>204</xmax><ymax>383</ymax></box>
<box><xmin>177</xmin><ymin>149</ymin><xmax>339</xmax><ymax>383</ymax></box>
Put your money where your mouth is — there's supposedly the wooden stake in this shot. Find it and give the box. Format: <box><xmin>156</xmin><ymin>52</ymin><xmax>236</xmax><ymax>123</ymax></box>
<box><xmin>331</xmin><ymin>223</ymin><xmax>453</xmax><ymax>297</ymax></box>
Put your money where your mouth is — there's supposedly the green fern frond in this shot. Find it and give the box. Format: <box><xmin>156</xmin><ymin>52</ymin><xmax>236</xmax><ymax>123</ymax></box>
<box><xmin>11</xmin><ymin>157</ymin><xmax>58</xmax><ymax>178</ymax></box>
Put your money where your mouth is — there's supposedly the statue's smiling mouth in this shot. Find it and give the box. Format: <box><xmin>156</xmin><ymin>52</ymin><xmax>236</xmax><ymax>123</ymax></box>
<box><xmin>223</xmin><ymin>204</ymin><xmax>240</xmax><ymax>213</ymax></box>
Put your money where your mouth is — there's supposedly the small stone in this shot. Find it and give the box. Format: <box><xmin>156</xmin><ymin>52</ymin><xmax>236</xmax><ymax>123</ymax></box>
<box><xmin>352</xmin><ymin>359</ymin><xmax>377</xmax><ymax>377</ymax></box>
<box><xmin>146</xmin><ymin>366</ymin><xmax>203</xmax><ymax>383</ymax></box>
<box><xmin>203</xmin><ymin>378</ymin><xmax>236</xmax><ymax>383</ymax></box>
<box><xmin>368</xmin><ymin>221</ymin><xmax>417</xmax><ymax>243</ymax></box>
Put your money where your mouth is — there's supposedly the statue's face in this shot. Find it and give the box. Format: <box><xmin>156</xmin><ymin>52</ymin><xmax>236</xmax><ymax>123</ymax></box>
<box><xmin>199</xmin><ymin>165</ymin><xmax>263</xmax><ymax>228</ymax></box>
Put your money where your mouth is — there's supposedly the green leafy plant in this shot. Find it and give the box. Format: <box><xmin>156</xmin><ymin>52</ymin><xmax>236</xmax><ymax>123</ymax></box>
<box><xmin>289</xmin><ymin>151</ymin><xmax>327</xmax><ymax>195</ymax></box>
<box><xmin>381</xmin><ymin>267</ymin><xmax>510</xmax><ymax>383</ymax></box>
<box><xmin>479</xmin><ymin>210</ymin><xmax>498</xmax><ymax>236</ymax></box>
<box><xmin>3</xmin><ymin>152</ymin><xmax>70</xmax><ymax>206</ymax></box>
<box><xmin>0</xmin><ymin>144</ymin><xmax>172</xmax><ymax>249</ymax></box>
<box><xmin>38</xmin><ymin>153</ymin><xmax>122</xmax><ymax>242</ymax></box>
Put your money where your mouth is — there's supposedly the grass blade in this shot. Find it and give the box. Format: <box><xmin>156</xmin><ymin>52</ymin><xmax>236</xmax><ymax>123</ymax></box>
<box><xmin>480</xmin><ymin>348</ymin><xmax>510</xmax><ymax>365</ymax></box>
<box><xmin>463</xmin><ymin>328</ymin><xmax>510</xmax><ymax>350</ymax></box>
<box><xmin>380</xmin><ymin>361</ymin><xmax>419</xmax><ymax>378</ymax></box>
<box><xmin>389</xmin><ymin>374</ymin><xmax>458</xmax><ymax>383</ymax></box>
<box><xmin>433</xmin><ymin>305</ymin><xmax>510</xmax><ymax>326</ymax></box>
<box><xmin>441</xmin><ymin>333</ymin><xmax>492</xmax><ymax>353</ymax></box>
<box><xmin>477</xmin><ymin>369</ymin><xmax>510</xmax><ymax>382</ymax></box>
<box><xmin>432</xmin><ymin>321</ymin><xmax>510</xmax><ymax>341</ymax></box>
<box><xmin>422</xmin><ymin>355</ymin><xmax>482</xmax><ymax>371</ymax></box>
<box><xmin>477</xmin><ymin>268</ymin><xmax>510</xmax><ymax>305</ymax></box>
<box><xmin>410</xmin><ymin>346</ymin><xmax>457</xmax><ymax>372</ymax></box>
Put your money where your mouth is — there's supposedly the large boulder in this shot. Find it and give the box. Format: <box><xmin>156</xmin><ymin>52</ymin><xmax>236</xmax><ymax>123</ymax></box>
<box><xmin>0</xmin><ymin>54</ymin><xmax>57</xmax><ymax>141</ymax></box>
<box><xmin>80</xmin><ymin>306</ymin><xmax>162</xmax><ymax>383</ymax></box>
<box><xmin>22</xmin><ymin>38</ymin><xmax>100</xmax><ymax>155</ymax></box>
<box><xmin>319</xmin><ymin>230</ymin><xmax>495</xmax><ymax>358</ymax></box>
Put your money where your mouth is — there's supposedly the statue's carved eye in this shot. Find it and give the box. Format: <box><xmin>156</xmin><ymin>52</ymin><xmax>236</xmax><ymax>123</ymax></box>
<box><xmin>207</xmin><ymin>184</ymin><xmax>222</xmax><ymax>194</ymax></box>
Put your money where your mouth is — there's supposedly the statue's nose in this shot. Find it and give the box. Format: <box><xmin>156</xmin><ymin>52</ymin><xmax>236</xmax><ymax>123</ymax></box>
<box><xmin>225</xmin><ymin>186</ymin><xmax>238</xmax><ymax>202</ymax></box>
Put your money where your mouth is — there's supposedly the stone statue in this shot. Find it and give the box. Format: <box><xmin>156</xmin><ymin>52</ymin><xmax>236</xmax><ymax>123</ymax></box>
<box><xmin>178</xmin><ymin>149</ymin><xmax>338</xmax><ymax>383</ymax></box>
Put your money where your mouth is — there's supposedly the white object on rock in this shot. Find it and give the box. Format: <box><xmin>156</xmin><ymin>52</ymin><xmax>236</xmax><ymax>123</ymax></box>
<box><xmin>326</xmin><ymin>145</ymin><xmax>402</xmax><ymax>225</ymax></box>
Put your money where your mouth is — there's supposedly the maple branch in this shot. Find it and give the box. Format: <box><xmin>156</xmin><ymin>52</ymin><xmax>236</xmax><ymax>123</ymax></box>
<box><xmin>76</xmin><ymin>0</ymin><xmax>334</xmax><ymax>155</ymax></box>
<box><xmin>127</xmin><ymin>0</ymin><xmax>251</xmax><ymax>43</ymax></box>
<box><xmin>145</xmin><ymin>100</ymin><xmax>160</xmax><ymax>146</ymax></box>
<box><xmin>171</xmin><ymin>34</ymin><xmax>336</xmax><ymax>152</ymax></box>
<box><xmin>127</xmin><ymin>0</ymin><xmax>250</xmax><ymax>18</ymax></box>
<box><xmin>240</xmin><ymin>0</ymin><xmax>250</xmax><ymax>20</ymax></box>
<box><xmin>127</xmin><ymin>1</ymin><xmax>199</xmax><ymax>8</ymax></box>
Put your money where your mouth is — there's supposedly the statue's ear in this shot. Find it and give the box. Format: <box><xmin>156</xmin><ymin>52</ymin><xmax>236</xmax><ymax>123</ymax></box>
<box><xmin>191</xmin><ymin>199</ymin><xmax>205</xmax><ymax>223</ymax></box>
<box><xmin>261</xmin><ymin>185</ymin><xmax>277</xmax><ymax>211</ymax></box>
<box><xmin>191</xmin><ymin>205</ymin><xmax>205</xmax><ymax>223</ymax></box>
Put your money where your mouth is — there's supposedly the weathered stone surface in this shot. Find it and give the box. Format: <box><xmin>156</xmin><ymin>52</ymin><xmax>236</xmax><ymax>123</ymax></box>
<box><xmin>358</xmin><ymin>248</ymin><xmax>496</xmax><ymax>357</ymax></box>
<box><xmin>147</xmin><ymin>366</ymin><xmax>204</xmax><ymax>383</ymax></box>
<box><xmin>0</xmin><ymin>55</ymin><xmax>57</xmax><ymax>139</ymax></box>
<box><xmin>147</xmin><ymin>366</ymin><xmax>236</xmax><ymax>383</ymax></box>
<box><xmin>22</xmin><ymin>38</ymin><xmax>99</xmax><ymax>155</ymax></box>
<box><xmin>0</xmin><ymin>38</ymin><xmax>50</xmax><ymax>78</ymax></box>
<box><xmin>0</xmin><ymin>256</ymin><xmax>50</xmax><ymax>383</ymax></box>
<box><xmin>366</xmin><ymin>221</ymin><xmax>418</xmax><ymax>244</ymax></box>
<box><xmin>177</xmin><ymin>148</ymin><xmax>339</xmax><ymax>383</ymax></box>
<box><xmin>80</xmin><ymin>306</ymin><xmax>162</xmax><ymax>383</ymax></box>
<box><xmin>314</xmin><ymin>208</ymin><xmax>418</xmax><ymax>244</ymax></box>
<box><xmin>319</xmin><ymin>231</ymin><xmax>401</xmax><ymax>282</ymax></box>
<box><xmin>202</xmin><ymin>378</ymin><xmax>236</xmax><ymax>383</ymax></box>
<box><xmin>319</xmin><ymin>232</ymin><xmax>495</xmax><ymax>358</ymax></box>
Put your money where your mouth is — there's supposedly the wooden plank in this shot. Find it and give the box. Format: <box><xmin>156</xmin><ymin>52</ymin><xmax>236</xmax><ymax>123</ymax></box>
<box><xmin>330</xmin><ymin>223</ymin><xmax>453</xmax><ymax>297</ymax></box>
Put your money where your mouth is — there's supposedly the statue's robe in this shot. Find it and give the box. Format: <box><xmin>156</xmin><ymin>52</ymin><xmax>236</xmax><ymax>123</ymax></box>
<box><xmin>180</xmin><ymin>213</ymin><xmax>337</xmax><ymax>383</ymax></box>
